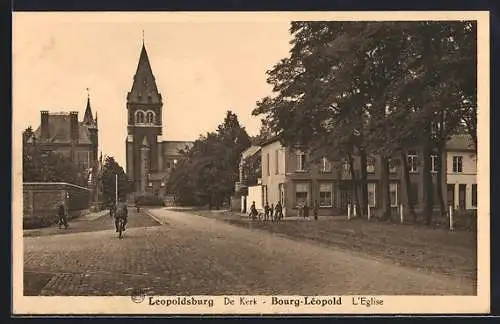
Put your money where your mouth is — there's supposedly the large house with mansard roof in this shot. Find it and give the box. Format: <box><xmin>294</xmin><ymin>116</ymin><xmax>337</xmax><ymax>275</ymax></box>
<box><xmin>25</xmin><ymin>96</ymin><xmax>100</xmax><ymax>202</ymax></box>
<box><xmin>124</xmin><ymin>41</ymin><xmax>193</xmax><ymax>200</ymax></box>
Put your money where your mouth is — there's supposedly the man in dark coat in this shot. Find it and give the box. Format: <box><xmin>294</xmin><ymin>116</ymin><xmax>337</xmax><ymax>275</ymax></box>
<box><xmin>57</xmin><ymin>204</ymin><xmax>68</xmax><ymax>229</ymax></box>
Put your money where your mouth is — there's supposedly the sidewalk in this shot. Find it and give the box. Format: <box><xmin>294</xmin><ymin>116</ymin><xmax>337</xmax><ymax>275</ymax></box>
<box><xmin>23</xmin><ymin>209</ymin><xmax>110</xmax><ymax>237</ymax></box>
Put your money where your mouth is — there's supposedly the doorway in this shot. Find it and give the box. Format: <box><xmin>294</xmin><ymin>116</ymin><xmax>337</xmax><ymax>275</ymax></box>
<box><xmin>458</xmin><ymin>184</ymin><xmax>466</xmax><ymax>210</ymax></box>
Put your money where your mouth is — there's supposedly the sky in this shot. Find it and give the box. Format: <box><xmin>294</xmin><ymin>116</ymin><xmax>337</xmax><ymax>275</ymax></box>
<box><xmin>13</xmin><ymin>13</ymin><xmax>292</xmax><ymax>167</ymax></box>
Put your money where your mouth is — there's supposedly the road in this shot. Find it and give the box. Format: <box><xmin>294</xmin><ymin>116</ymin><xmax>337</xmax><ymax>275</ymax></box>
<box><xmin>23</xmin><ymin>208</ymin><xmax>474</xmax><ymax>296</ymax></box>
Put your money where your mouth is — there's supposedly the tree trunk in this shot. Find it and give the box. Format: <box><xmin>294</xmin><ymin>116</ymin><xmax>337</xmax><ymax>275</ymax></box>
<box><xmin>423</xmin><ymin>144</ymin><xmax>435</xmax><ymax>226</ymax></box>
<box><xmin>436</xmin><ymin>147</ymin><xmax>446</xmax><ymax>216</ymax></box>
<box><xmin>347</xmin><ymin>153</ymin><xmax>360</xmax><ymax>213</ymax></box>
<box><xmin>400</xmin><ymin>151</ymin><xmax>416</xmax><ymax>221</ymax></box>
<box><xmin>380</xmin><ymin>156</ymin><xmax>391</xmax><ymax>221</ymax></box>
<box><xmin>359</xmin><ymin>149</ymin><xmax>368</xmax><ymax>218</ymax></box>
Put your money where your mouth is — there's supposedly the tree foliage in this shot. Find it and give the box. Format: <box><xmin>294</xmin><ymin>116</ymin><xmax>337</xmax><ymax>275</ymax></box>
<box><xmin>167</xmin><ymin>111</ymin><xmax>252</xmax><ymax>208</ymax></box>
<box><xmin>100</xmin><ymin>156</ymin><xmax>129</xmax><ymax>207</ymax></box>
<box><xmin>252</xmin><ymin>21</ymin><xmax>477</xmax><ymax>224</ymax></box>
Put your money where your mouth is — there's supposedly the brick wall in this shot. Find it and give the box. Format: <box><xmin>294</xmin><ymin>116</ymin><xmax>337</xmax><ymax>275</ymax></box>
<box><xmin>23</xmin><ymin>182</ymin><xmax>91</xmax><ymax>228</ymax></box>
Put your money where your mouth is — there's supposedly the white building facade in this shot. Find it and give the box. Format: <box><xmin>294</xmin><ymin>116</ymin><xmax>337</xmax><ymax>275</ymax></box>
<box><xmin>445</xmin><ymin>135</ymin><xmax>477</xmax><ymax>210</ymax></box>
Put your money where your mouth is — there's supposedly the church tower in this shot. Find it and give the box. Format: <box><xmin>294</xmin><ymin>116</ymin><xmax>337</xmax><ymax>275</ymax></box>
<box><xmin>125</xmin><ymin>40</ymin><xmax>163</xmax><ymax>193</ymax></box>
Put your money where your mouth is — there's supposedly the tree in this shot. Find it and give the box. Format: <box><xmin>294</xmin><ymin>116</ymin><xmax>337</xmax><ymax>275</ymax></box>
<box><xmin>100</xmin><ymin>156</ymin><xmax>129</xmax><ymax>207</ymax></box>
<box><xmin>252</xmin><ymin>21</ymin><xmax>476</xmax><ymax>225</ymax></box>
<box><xmin>167</xmin><ymin>111</ymin><xmax>252</xmax><ymax>208</ymax></box>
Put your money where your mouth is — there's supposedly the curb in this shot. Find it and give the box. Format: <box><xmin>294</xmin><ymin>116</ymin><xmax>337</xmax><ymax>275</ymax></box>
<box><xmin>142</xmin><ymin>209</ymin><xmax>165</xmax><ymax>225</ymax></box>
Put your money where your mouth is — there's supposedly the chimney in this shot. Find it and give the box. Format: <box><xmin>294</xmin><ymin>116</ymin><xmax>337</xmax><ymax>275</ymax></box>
<box><xmin>40</xmin><ymin>111</ymin><xmax>49</xmax><ymax>138</ymax></box>
<box><xmin>70</xmin><ymin>111</ymin><xmax>79</xmax><ymax>142</ymax></box>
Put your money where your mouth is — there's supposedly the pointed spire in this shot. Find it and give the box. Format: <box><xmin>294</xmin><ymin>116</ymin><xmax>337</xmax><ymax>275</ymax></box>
<box><xmin>83</xmin><ymin>88</ymin><xmax>94</xmax><ymax>125</ymax></box>
<box><xmin>127</xmin><ymin>40</ymin><xmax>162</xmax><ymax>105</ymax></box>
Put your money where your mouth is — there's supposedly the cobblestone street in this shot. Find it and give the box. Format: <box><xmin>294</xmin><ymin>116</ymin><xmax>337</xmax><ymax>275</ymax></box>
<box><xmin>23</xmin><ymin>208</ymin><xmax>475</xmax><ymax>296</ymax></box>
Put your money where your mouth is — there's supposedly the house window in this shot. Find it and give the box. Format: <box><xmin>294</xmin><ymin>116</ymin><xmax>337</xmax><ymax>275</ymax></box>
<box><xmin>266</xmin><ymin>153</ymin><xmax>270</xmax><ymax>176</ymax></box>
<box><xmin>320</xmin><ymin>157</ymin><xmax>332</xmax><ymax>173</ymax></box>
<box><xmin>430</xmin><ymin>154</ymin><xmax>439</xmax><ymax>173</ymax></box>
<box><xmin>472</xmin><ymin>184</ymin><xmax>477</xmax><ymax>207</ymax></box>
<box><xmin>367</xmin><ymin>183</ymin><xmax>376</xmax><ymax>207</ymax></box>
<box><xmin>388</xmin><ymin>158</ymin><xmax>397</xmax><ymax>173</ymax></box>
<box><xmin>407</xmin><ymin>151</ymin><xmax>418</xmax><ymax>173</ymax></box>
<box><xmin>343</xmin><ymin>158</ymin><xmax>350</xmax><ymax>172</ymax></box>
<box><xmin>319</xmin><ymin>183</ymin><xmax>333</xmax><ymax>207</ymax></box>
<box><xmin>275</xmin><ymin>150</ymin><xmax>279</xmax><ymax>175</ymax></box>
<box><xmin>389</xmin><ymin>183</ymin><xmax>398</xmax><ymax>207</ymax></box>
<box><xmin>295</xmin><ymin>183</ymin><xmax>309</xmax><ymax>207</ymax></box>
<box><xmin>136</xmin><ymin>111</ymin><xmax>145</xmax><ymax>124</ymax></box>
<box><xmin>296</xmin><ymin>150</ymin><xmax>306</xmax><ymax>171</ymax></box>
<box><xmin>366</xmin><ymin>156</ymin><xmax>375</xmax><ymax>173</ymax></box>
<box><xmin>452</xmin><ymin>156</ymin><xmax>463</xmax><ymax>173</ymax></box>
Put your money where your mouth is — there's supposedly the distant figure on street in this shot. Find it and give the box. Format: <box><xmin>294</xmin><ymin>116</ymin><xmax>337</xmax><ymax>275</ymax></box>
<box><xmin>249</xmin><ymin>201</ymin><xmax>258</xmax><ymax>220</ymax></box>
<box><xmin>57</xmin><ymin>204</ymin><xmax>68</xmax><ymax>229</ymax></box>
<box><xmin>313</xmin><ymin>200</ymin><xmax>319</xmax><ymax>220</ymax></box>
<box><xmin>303</xmin><ymin>202</ymin><xmax>310</xmax><ymax>219</ymax></box>
<box><xmin>114</xmin><ymin>199</ymin><xmax>128</xmax><ymax>232</ymax></box>
<box><xmin>275</xmin><ymin>201</ymin><xmax>283</xmax><ymax>222</ymax></box>
<box><xmin>270</xmin><ymin>203</ymin><xmax>274</xmax><ymax>222</ymax></box>
<box><xmin>109</xmin><ymin>203</ymin><xmax>115</xmax><ymax>218</ymax></box>
<box><xmin>264</xmin><ymin>202</ymin><xmax>270</xmax><ymax>221</ymax></box>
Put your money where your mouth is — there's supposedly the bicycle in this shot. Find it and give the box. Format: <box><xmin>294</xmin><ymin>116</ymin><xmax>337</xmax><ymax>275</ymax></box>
<box><xmin>117</xmin><ymin>216</ymin><xmax>125</xmax><ymax>238</ymax></box>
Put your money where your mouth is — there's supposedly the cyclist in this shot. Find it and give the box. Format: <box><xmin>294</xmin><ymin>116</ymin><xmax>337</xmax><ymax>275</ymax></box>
<box><xmin>114</xmin><ymin>198</ymin><xmax>128</xmax><ymax>232</ymax></box>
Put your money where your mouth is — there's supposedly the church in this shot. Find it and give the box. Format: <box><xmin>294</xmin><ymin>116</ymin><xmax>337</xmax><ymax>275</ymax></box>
<box><xmin>125</xmin><ymin>41</ymin><xmax>193</xmax><ymax>200</ymax></box>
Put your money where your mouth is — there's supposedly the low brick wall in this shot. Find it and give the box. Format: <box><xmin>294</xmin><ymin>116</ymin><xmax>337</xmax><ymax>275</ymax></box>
<box><xmin>23</xmin><ymin>182</ymin><xmax>91</xmax><ymax>229</ymax></box>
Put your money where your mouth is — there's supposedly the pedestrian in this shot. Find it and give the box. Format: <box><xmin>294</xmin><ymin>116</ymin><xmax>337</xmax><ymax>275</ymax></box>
<box><xmin>313</xmin><ymin>200</ymin><xmax>319</xmax><ymax>220</ymax></box>
<box><xmin>264</xmin><ymin>202</ymin><xmax>270</xmax><ymax>221</ymax></box>
<box><xmin>250</xmin><ymin>201</ymin><xmax>258</xmax><ymax>220</ymax></box>
<box><xmin>57</xmin><ymin>203</ymin><xmax>68</xmax><ymax>229</ymax></box>
<box><xmin>303</xmin><ymin>202</ymin><xmax>310</xmax><ymax>219</ymax></box>
<box><xmin>275</xmin><ymin>201</ymin><xmax>283</xmax><ymax>222</ymax></box>
<box><xmin>270</xmin><ymin>203</ymin><xmax>274</xmax><ymax>222</ymax></box>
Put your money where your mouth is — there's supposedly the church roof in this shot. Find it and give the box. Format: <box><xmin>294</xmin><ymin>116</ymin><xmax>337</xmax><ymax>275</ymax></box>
<box><xmin>161</xmin><ymin>141</ymin><xmax>193</xmax><ymax>156</ymax></box>
<box><xmin>29</xmin><ymin>113</ymin><xmax>93</xmax><ymax>145</ymax></box>
<box><xmin>127</xmin><ymin>44</ymin><xmax>162</xmax><ymax>105</ymax></box>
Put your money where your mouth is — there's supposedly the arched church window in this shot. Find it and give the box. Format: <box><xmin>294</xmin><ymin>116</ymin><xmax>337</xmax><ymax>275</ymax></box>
<box><xmin>136</xmin><ymin>111</ymin><xmax>145</xmax><ymax>124</ymax></box>
<box><xmin>146</xmin><ymin>111</ymin><xmax>155</xmax><ymax>124</ymax></box>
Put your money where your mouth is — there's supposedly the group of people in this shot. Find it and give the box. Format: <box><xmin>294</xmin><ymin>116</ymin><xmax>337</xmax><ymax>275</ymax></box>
<box><xmin>248</xmin><ymin>200</ymin><xmax>320</xmax><ymax>222</ymax></box>
<box><xmin>297</xmin><ymin>201</ymin><xmax>320</xmax><ymax>220</ymax></box>
<box><xmin>249</xmin><ymin>201</ymin><xmax>284</xmax><ymax>222</ymax></box>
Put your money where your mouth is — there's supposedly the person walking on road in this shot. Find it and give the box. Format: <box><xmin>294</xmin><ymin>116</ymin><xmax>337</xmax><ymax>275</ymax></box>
<box><xmin>57</xmin><ymin>203</ymin><xmax>68</xmax><ymax>229</ymax></box>
<box><xmin>249</xmin><ymin>201</ymin><xmax>258</xmax><ymax>220</ymax></box>
<box><xmin>264</xmin><ymin>202</ymin><xmax>270</xmax><ymax>221</ymax></box>
<box><xmin>275</xmin><ymin>201</ymin><xmax>283</xmax><ymax>222</ymax></box>
<box><xmin>303</xmin><ymin>202</ymin><xmax>310</xmax><ymax>219</ymax></box>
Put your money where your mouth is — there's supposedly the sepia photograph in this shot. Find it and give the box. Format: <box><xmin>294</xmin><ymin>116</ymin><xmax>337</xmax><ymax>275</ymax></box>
<box><xmin>12</xmin><ymin>11</ymin><xmax>489</xmax><ymax>315</ymax></box>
